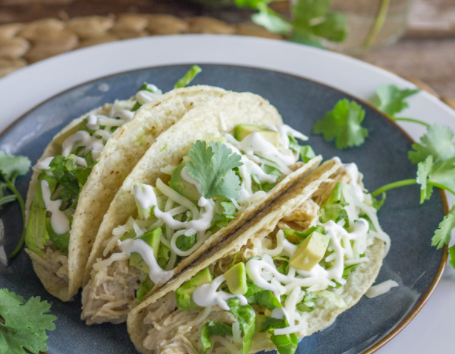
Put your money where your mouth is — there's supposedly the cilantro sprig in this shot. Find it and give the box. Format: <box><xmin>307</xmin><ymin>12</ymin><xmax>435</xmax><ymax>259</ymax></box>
<box><xmin>0</xmin><ymin>289</ymin><xmax>56</xmax><ymax>354</ymax></box>
<box><xmin>313</xmin><ymin>99</ymin><xmax>368</xmax><ymax>149</ymax></box>
<box><xmin>236</xmin><ymin>0</ymin><xmax>347</xmax><ymax>48</ymax></box>
<box><xmin>0</xmin><ymin>152</ymin><xmax>31</xmax><ymax>258</ymax></box>
<box><xmin>314</xmin><ymin>84</ymin><xmax>455</xmax><ymax>268</ymax></box>
<box><xmin>185</xmin><ymin>141</ymin><xmax>243</xmax><ymax>200</ymax></box>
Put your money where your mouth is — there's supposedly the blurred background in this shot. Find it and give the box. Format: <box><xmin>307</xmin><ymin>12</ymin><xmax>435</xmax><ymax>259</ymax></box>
<box><xmin>0</xmin><ymin>0</ymin><xmax>454</xmax><ymax>99</ymax></box>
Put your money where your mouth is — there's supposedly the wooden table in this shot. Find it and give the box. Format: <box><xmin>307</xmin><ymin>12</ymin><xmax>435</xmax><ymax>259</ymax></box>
<box><xmin>0</xmin><ymin>0</ymin><xmax>454</xmax><ymax>99</ymax></box>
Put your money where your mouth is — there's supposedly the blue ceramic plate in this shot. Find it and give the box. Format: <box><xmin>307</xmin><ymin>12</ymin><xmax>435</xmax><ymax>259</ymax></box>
<box><xmin>0</xmin><ymin>64</ymin><xmax>446</xmax><ymax>354</ymax></box>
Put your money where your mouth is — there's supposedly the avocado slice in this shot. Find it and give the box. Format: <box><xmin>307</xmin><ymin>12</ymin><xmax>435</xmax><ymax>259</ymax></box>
<box><xmin>225</xmin><ymin>262</ymin><xmax>247</xmax><ymax>295</ymax></box>
<box><xmin>129</xmin><ymin>228</ymin><xmax>162</xmax><ymax>273</ymax></box>
<box><xmin>175</xmin><ymin>267</ymin><xmax>213</xmax><ymax>311</ymax></box>
<box><xmin>234</xmin><ymin>124</ymin><xmax>280</xmax><ymax>146</ymax></box>
<box><xmin>169</xmin><ymin>164</ymin><xmax>200</xmax><ymax>203</ymax></box>
<box><xmin>290</xmin><ymin>232</ymin><xmax>330</xmax><ymax>271</ymax></box>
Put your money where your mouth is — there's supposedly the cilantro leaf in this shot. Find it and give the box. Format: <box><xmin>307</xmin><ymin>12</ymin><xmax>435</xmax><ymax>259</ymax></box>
<box><xmin>252</xmin><ymin>3</ymin><xmax>292</xmax><ymax>34</ymax></box>
<box><xmin>313</xmin><ymin>99</ymin><xmax>368</xmax><ymax>149</ymax></box>
<box><xmin>416</xmin><ymin>156</ymin><xmax>434</xmax><ymax>203</ymax></box>
<box><xmin>409</xmin><ymin>125</ymin><xmax>455</xmax><ymax>164</ymax></box>
<box><xmin>0</xmin><ymin>151</ymin><xmax>31</xmax><ymax>180</ymax></box>
<box><xmin>227</xmin><ymin>298</ymin><xmax>255</xmax><ymax>354</ymax></box>
<box><xmin>427</xmin><ymin>157</ymin><xmax>455</xmax><ymax>192</ymax></box>
<box><xmin>0</xmin><ymin>289</ymin><xmax>56</xmax><ymax>354</ymax></box>
<box><xmin>174</xmin><ymin>65</ymin><xmax>202</xmax><ymax>89</ymax></box>
<box><xmin>236</xmin><ymin>0</ymin><xmax>347</xmax><ymax>47</ymax></box>
<box><xmin>186</xmin><ymin>141</ymin><xmax>243</xmax><ymax>199</ymax></box>
<box><xmin>291</xmin><ymin>0</ymin><xmax>347</xmax><ymax>47</ymax></box>
<box><xmin>373</xmin><ymin>84</ymin><xmax>420</xmax><ymax>118</ymax></box>
<box><xmin>432</xmin><ymin>204</ymin><xmax>455</xmax><ymax>249</ymax></box>
<box><xmin>200</xmin><ymin>321</ymin><xmax>233</xmax><ymax>354</ymax></box>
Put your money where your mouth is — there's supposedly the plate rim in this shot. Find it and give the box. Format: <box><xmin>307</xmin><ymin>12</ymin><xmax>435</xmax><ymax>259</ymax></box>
<box><xmin>1</xmin><ymin>63</ymin><xmax>448</xmax><ymax>354</ymax></box>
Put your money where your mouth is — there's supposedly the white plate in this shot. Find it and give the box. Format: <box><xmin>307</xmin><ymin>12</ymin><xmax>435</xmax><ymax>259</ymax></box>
<box><xmin>0</xmin><ymin>35</ymin><xmax>453</xmax><ymax>354</ymax></box>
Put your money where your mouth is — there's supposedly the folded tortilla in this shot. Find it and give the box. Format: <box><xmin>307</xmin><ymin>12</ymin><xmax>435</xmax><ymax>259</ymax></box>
<box><xmin>25</xmin><ymin>85</ymin><xmax>226</xmax><ymax>301</ymax></box>
<box><xmin>126</xmin><ymin>159</ymin><xmax>389</xmax><ymax>354</ymax></box>
<box><xmin>81</xmin><ymin>92</ymin><xmax>322</xmax><ymax>324</ymax></box>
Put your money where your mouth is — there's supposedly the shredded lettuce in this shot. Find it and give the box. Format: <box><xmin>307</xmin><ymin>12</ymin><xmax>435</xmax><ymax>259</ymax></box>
<box><xmin>227</xmin><ymin>298</ymin><xmax>256</xmax><ymax>354</ymax></box>
<box><xmin>259</xmin><ymin>316</ymin><xmax>298</xmax><ymax>354</ymax></box>
<box><xmin>245</xmin><ymin>282</ymin><xmax>282</xmax><ymax>311</ymax></box>
<box><xmin>200</xmin><ymin>321</ymin><xmax>233</xmax><ymax>354</ymax></box>
<box><xmin>296</xmin><ymin>292</ymin><xmax>318</xmax><ymax>312</ymax></box>
<box><xmin>136</xmin><ymin>278</ymin><xmax>154</xmax><ymax>302</ymax></box>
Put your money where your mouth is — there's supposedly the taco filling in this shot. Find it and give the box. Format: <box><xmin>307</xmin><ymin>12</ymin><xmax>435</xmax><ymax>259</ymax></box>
<box><xmin>25</xmin><ymin>83</ymin><xmax>163</xmax><ymax>279</ymax></box>
<box><xmin>82</xmin><ymin>123</ymin><xmax>316</xmax><ymax>324</ymax></box>
<box><xmin>135</xmin><ymin>163</ymin><xmax>390</xmax><ymax>354</ymax></box>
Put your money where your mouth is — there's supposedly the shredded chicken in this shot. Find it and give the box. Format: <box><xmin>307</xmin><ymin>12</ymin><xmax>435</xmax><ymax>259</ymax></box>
<box><xmin>143</xmin><ymin>293</ymin><xmax>238</xmax><ymax>354</ymax></box>
<box><xmin>40</xmin><ymin>243</ymin><xmax>69</xmax><ymax>283</ymax></box>
<box><xmin>81</xmin><ymin>257</ymin><xmax>141</xmax><ymax>324</ymax></box>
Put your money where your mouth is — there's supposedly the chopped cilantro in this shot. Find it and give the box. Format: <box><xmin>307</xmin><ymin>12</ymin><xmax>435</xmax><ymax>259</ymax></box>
<box><xmin>185</xmin><ymin>141</ymin><xmax>243</xmax><ymax>200</ymax></box>
<box><xmin>0</xmin><ymin>289</ymin><xmax>56</xmax><ymax>354</ymax></box>
<box><xmin>0</xmin><ymin>151</ymin><xmax>31</xmax><ymax>258</ymax></box>
<box><xmin>313</xmin><ymin>99</ymin><xmax>368</xmax><ymax>149</ymax></box>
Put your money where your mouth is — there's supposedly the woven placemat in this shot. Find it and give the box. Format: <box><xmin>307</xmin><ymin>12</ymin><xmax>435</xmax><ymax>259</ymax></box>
<box><xmin>0</xmin><ymin>13</ymin><xmax>453</xmax><ymax>110</ymax></box>
<box><xmin>0</xmin><ymin>14</ymin><xmax>281</xmax><ymax>78</ymax></box>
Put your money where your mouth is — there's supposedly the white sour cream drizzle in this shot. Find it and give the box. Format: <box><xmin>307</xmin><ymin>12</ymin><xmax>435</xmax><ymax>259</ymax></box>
<box><xmin>118</xmin><ymin>238</ymin><xmax>173</xmax><ymax>285</ymax></box>
<box><xmin>135</xmin><ymin>84</ymin><xmax>163</xmax><ymax>105</ymax></box>
<box><xmin>190</xmin><ymin>162</ymin><xmax>392</xmax><ymax>338</ymax></box>
<box><xmin>40</xmin><ymin>180</ymin><xmax>70</xmax><ymax>234</ymax></box>
<box><xmin>34</xmin><ymin>156</ymin><xmax>54</xmax><ymax>171</ymax></box>
<box><xmin>365</xmin><ymin>280</ymin><xmax>399</xmax><ymax>298</ymax></box>
<box><xmin>192</xmin><ymin>274</ymin><xmax>248</xmax><ymax>311</ymax></box>
<box><xmin>61</xmin><ymin>131</ymin><xmax>104</xmax><ymax>166</ymax></box>
<box><xmin>133</xmin><ymin>184</ymin><xmax>215</xmax><ymax>234</ymax></box>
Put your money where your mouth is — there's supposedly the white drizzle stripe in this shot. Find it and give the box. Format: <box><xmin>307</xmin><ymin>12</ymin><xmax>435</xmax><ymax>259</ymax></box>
<box><xmin>192</xmin><ymin>275</ymin><xmax>248</xmax><ymax>311</ymax></box>
<box><xmin>365</xmin><ymin>280</ymin><xmax>399</xmax><ymax>298</ymax></box>
<box><xmin>40</xmin><ymin>180</ymin><xmax>70</xmax><ymax>234</ymax></box>
<box><xmin>118</xmin><ymin>238</ymin><xmax>173</xmax><ymax>285</ymax></box>
<box><xmin>133</xmin><ymin>184</ymin><xmax>214</xmax><ymax>234</ymax></box>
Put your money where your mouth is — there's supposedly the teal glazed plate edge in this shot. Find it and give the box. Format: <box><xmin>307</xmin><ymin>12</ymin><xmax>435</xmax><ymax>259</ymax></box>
<box><xmin>0</xmin><ymin>64</ymin><xmax>447</xmax><ymax>354</ymax></box>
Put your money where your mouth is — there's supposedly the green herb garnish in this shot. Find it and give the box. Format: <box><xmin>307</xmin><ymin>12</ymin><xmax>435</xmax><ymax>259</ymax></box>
<box><xmin>186</xmin><ymin>141</ymin><xmax>243</xmax><ymax>199</ymax></box>
<box><xmin>313</xmin><ymin>99</ymin><xmax>368</xmax><ymax>149</ymax></box>
<box><xmin>0</xmin><ymin>289</ymin><xmax>56</xmax><ymax>354</ymax></box>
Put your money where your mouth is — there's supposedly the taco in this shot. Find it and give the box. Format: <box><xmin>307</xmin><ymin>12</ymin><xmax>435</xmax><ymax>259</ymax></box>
<box><xmin>25</xmin><ymin>76</ymin><xmax>226</xmax><ymax>301</ymax></box>
<box><xmin>81</xmin><ymin>91</ymin><xmax>320</xmax><ymax>324</ymax></box>
<box><xmin>126</xmin><ymin>159</ymin><xmax>390</xmax><ymax>354</ymax></box>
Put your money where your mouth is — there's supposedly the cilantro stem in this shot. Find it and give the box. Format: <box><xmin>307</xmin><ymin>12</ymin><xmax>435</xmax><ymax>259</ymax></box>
<box><xmin>393</xmin><ymin>117</ymin><xmax>430</xmax><ymax>128</ymax></box>
<box><xmin>371</xmin><ymin>179</ymin><xmax>417</xmax><ymax>197</ymax></box>
<box><xmin>372</xmin><ymin>179</ymin><xmax>455</xmax><ymax>199</ymax></box>
<box><xmin>363</xmin><ymin>0</ymin><xmax>391</xmax><ymax>48</ymax></box>
<box><xmin>7</xmin><ymin>179</ymin><xmax>27</xmax><ymax>258</ymax></box>
<box><xmin>428</xmin><ymin>182</ymin><xmax>455</xmax><ymax>197</ymax></box>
